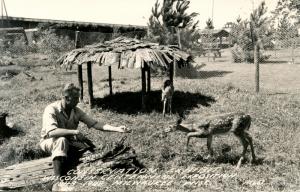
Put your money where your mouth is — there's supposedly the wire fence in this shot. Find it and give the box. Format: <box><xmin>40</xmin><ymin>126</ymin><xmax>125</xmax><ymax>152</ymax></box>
<box><xmin>0</xmin><ymin>26</ymin><xmax>299</xmax><ymax>68</ymax></box>
<box><xmin>0</xmin><ymin>28</ymin><xmax>146</xmax><ymax>63</ymax></box>
<box><xmin>197</xmin><ymin>27</ymin><xmax>300</xmax><ymax>65</ymax></box>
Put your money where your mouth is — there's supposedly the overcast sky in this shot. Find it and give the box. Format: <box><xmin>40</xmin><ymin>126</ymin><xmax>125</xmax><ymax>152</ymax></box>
<box><xmin>3</xmin><ymin>0</ymin><xmax>278</xmax><ymax>29</ymax></box>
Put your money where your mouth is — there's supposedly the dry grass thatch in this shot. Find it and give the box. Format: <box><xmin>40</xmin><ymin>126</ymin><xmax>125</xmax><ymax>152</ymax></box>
<box><xmin>58</xmin><ymin>37</ymin><xmax>192</xmax><ymax>70</ymax></box>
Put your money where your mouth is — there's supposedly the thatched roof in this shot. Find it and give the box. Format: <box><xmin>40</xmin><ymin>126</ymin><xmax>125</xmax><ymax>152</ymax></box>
<box><xmin>58</xmin><ymin>37</ymin><xmax>192</xmax><ymax>70</ymax></box>
<box><xmin>200</xmin><ymin>29</ymin><xmax>230</xmax><ymax>37</ymax></box>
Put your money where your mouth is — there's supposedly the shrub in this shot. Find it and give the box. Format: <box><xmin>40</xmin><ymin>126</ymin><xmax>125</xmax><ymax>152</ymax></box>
<box><xmin>0</xmin><ymin>35</ymin><xmax>35</xmax><ymax>56</ymax></box>
<box><xmin>35</xmin><ymin>30</ymin><xmax>74</xmax><ymax>60</ymax></box>
<box><xmin>231</xmin><ymin>44</ymin><xmax>244</xmax><ymax>63</ymax></box>
<box><xmin>231</xmin><ymin>43</ymin><xmax>271</xmax><ymax>63</ymax></box>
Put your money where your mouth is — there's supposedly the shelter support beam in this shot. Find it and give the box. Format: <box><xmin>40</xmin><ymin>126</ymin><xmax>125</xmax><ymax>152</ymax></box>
<box><xmin>146</xmin><ymin>65</ymin><xmax>151</xmax><ymax>93</ymax></box>
<box><xmin>77</xmin><ymin>65</ymin><xmax>83</xmax><ymax>102</ymax></box>
<box><xmin>141</xmin><ymin>67</ymin><xmax>146</xmax><ymax>111</ymax></box>
<box><xmin>87</xmin><ymin>62</ymin><xmax>94</xmax><ymax>108</ymax></box>
<box><xmin>108</xmin><ymin>66</ymin><xmax>113</xmax><ymax>95</ymax></box>
<box><xmin>75</xmin><ymin>31</ymin><xmax>83</xmax><ymax>102</ymax></box>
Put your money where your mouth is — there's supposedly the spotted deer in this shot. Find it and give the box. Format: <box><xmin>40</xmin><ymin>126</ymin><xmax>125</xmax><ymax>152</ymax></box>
<box><xmin>165</xmin><ymin>112</ymin><xmax>256</xmax><ymax>168</ymax></box>
<box><xmin>161</xmin><ymin>79</ymin><xmax>174</xmax><ymax>117</ymax></box>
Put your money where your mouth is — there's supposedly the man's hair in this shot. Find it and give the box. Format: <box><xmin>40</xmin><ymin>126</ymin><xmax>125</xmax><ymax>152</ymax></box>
<box><xmin>62</xmin><ymin>83</ymin><xmax>80</xmax><ymax>96</ymax></box>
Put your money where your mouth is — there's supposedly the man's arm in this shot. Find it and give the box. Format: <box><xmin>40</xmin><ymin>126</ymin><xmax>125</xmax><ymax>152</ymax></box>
<box><xmin>77</xmin><ymin>107</ymin><xmax>130</xmax><ymax>133</ymax></box>
<box><xmin>48</xmin><ymin>128</ymin><xmax>79</xmax><ymax>138</ymax></box>
<box><xmin>92</xmin><ymin>122</ymin><xmax>129</xmax><ymax>133</ymax></box>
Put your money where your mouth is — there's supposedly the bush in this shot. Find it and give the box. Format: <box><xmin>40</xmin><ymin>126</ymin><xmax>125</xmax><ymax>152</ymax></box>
<box><xmin>231</xmin><ymin>44</ymin><xmax>271</xmax><ymax>63</ymax></box>
<box><xmin>0</xmin><ymin>29</ymin><xmax>74</xmax><ymax>60</ymax></box>
<box><xmin>231</xmin><ymin>44</ymin><xmax>244</xmax><ymax>63</ymax></box>
<box><xmin>36</xmin><ymin>30</ymin><xmax>74</xmax><ymax>61</ymax></box>
<box><xmin>0</xmin><ymin>35</ymin><xmax>36</xmax><ymax>56</ymax></box>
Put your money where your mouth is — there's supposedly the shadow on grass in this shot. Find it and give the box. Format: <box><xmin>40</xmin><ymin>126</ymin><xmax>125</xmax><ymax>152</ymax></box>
<box><xmin>196</xmin><ymin>70</ymin><xmax>232</xmax><ymax>79</ymax></box>
<box><xmin>267</xmin><ymin>92</ymin><xmax>289</xmax><ymax>96</ymax></box>
<box><xmin>0</xmin><ymin>126</ymin><xmax>25</xmax><ymax>145</ymax></box>
<box><xmin>94</xmin><ymin>90</ymin><xmax>216</xmax><ymax>115</ymax></box>
<box><xmin>262</xmin><ymin>60</ymin><xmax>289</xmax><ymax>64</ymax></box>
<box><xmin>190</xmin><ymin>152</ymin><xmax>264</xmax><ymax>166</ymax></box>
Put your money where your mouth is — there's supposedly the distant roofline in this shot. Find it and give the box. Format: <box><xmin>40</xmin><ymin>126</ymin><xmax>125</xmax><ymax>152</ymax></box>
<box><xmin>199</xmin><ymin>29</ymin><xmax>230</xmax><ymax>36</ymax></box>
<box><xmin>5</xmin><ymin>16</ymin><xmax>148</xmax><ymax>30</ymax></box>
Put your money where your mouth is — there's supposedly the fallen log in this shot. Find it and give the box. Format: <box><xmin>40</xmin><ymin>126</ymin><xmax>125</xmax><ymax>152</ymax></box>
<box><xmin>0</xmin><ymin>137</ymin><xmax>143</xmax><ymax>190</ymax></box>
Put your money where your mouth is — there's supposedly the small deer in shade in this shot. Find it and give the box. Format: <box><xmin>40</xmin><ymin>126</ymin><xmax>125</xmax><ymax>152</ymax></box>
<box><xmin>161</xmin><ymin>79</ymin><xmax>174</xmax><ymax>117</ymax></box>
<box><xmin>165</xmin><ymin>112</ymin><xmax>256</xmax><ymax>168</ymax></box>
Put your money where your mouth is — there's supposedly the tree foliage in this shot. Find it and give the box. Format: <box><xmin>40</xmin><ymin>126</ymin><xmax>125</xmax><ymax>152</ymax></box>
<box><xmin>271</xmin><ymin>0</ymin><xmax>299</xmax><ymax>48</ymax></box>
<box><xmin>272</xmin><ymin>0</ymin><xmax>300</xmax><ymax>24</ymax></box>
<box><xmin>205</xmin><ymin>18</ymin><xmax>214</xmax><ymax>29</ymax></box>
<box><xmin>230</xmin><ymin>2</ymin><xmax>272</xmax><ymax>63</ymax></box>
<box><xmin>147</xmin><ymin>0</ymin><xmax>200</xmax><ymax>50</ymax></box>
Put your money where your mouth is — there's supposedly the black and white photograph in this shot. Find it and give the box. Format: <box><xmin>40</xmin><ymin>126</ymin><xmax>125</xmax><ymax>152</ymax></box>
<box><xmin>0</xmin><ymin>0</ymin><xmax>299</xmax><ymax>191</ymax></box>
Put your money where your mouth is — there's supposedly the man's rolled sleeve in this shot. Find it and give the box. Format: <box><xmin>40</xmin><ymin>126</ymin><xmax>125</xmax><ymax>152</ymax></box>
<box><xmin>41</xmin><ymin>106</ymin><xmax>59</xmax><ymax>139</ymax></box>
<box><xmin>76</xmin><ymin>107</ymin><xmax>97</xmax><ymax>128</ymax></box>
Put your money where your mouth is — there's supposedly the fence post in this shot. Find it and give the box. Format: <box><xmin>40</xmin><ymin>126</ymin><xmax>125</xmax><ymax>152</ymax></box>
<box><xmin>254</xmin><ymin>43</ymin><xmax>260</xmax><ymax>93</ymax></box>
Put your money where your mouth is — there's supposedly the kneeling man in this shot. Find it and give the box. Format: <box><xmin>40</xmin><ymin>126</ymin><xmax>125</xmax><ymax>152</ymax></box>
<box><xmin>40</xmin><ymin>83</ymin><xmax>129</xmax><ymax>181</ymax></box>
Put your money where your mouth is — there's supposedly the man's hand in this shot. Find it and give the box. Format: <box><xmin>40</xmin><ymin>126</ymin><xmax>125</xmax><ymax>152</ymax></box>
<box><xmin>74</xmin><ymin>130</ymin><xmax>87</xmax><ymax>141</ymax></box>
<box><xmin>118</xmin><ymin>125</ymin><xmax>131</xmax><ymax>133</ymax></box>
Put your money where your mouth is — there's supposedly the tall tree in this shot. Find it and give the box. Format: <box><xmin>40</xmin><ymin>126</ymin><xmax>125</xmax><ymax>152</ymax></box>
<box><xmin>148</xmin><ymin>0</ymin><xmax>199</xmax><ymax>49</ymax></box>
<box><xmin>250</xmin><ymin>1</ymin><xmax>269</xmax><ymax>93</ymax></box>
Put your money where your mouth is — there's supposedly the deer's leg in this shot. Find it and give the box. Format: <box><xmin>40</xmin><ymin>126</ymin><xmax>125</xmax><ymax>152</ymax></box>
<box><xmin>169</xmin><ymin>97</ymin><xmax>172</xmax><ymax>115</ymax></box>
<box><xmin>235</xmin><ymin>132</ymin><xmax>249</xmax><ymax>168</ymax></box>
<box><xmin>186</xmin><ymin>132</ymin><xmax>203</xmax><ymax>151</ymax></box>
<box><xmin>244</xmin><ymin>131</ymin><xmax>256</xmax><ymax>164</ymax></box>
<box><xmin>163</xmin><ymin>100</ymin><xmax>166</xmax><ymax>117</ymax></box>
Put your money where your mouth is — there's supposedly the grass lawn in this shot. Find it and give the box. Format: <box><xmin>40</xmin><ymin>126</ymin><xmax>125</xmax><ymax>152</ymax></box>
<box><xmin>0</xmin><ymin>50</ymin><xmax>299</xmax><ymax>191</ymax></box>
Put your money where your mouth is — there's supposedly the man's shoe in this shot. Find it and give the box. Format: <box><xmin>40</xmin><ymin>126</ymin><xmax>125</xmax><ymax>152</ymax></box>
<box><xmin>52</xmin><ymin>182</ymin><xmax>75</xmax><ymax>192</ymax></box>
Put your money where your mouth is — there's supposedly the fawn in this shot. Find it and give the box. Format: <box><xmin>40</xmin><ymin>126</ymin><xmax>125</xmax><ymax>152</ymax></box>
<box><xmin>165</xmin><ymin>112</ymin><xmax>256</xmax><ymax>168</ymax></box>
<box><xmin>161</xmin><ymin>79</ymin><xmax>174</xmax><ymax>117</ymax></box>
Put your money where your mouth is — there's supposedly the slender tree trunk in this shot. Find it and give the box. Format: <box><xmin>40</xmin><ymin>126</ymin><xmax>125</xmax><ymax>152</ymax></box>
<box><xmin>175</xmin><ymin>28</ymin><xmax>182</xmax><ymax>78</ymax></box>
<box><xmin>177</xmin><ymin>28</ymin><xmax>182</xmax><ymax>50</ymax></box>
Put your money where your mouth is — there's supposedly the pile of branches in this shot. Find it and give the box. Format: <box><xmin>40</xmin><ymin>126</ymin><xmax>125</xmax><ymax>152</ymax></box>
<box><xmin>78</xmin><ymin>136</ymin><xmax>144</xmax><ymax>172</ymax></box>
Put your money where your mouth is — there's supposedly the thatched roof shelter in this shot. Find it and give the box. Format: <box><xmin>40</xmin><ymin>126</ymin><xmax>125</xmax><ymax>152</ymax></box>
<box><xmin>59</xmin><ymin>36</ymin><xmax>191</xmax><ymax>69</ymax></box>
<box><xmin>58</xmin><ymin>36</ymin><xmax>192</xmax><ymax>110</ymax></box>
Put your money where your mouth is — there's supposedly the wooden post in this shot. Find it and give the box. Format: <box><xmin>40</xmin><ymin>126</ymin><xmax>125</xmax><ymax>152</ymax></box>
<box><xmin>77</xmin><ymin>65</ymin><xmax>83</xmax><ymax>102</ymax></box>
<box><xmin>169</xmin><ymin>54</ymin><xmax>175</xmax><ymax>84</ymax></box>
<box><xmin>87</xmin><ymin>62</ymin><xmax>94</xmax><ymax>108</ymax></box>
<box><xmin>75</xmin><ymin>31</ymin><xmax>83</xmax><ymax>101</ymax></box>
<box><xmin>141</xmin><ymin>66</ymin><xmax>146</xmax><ymax>111</ymax></box>
<box><xmin>146</xmin><ymin>65</ymin><xmax>151</xmax><ymax>93</ymax></box>
<box><xmin>108</xmin><ymin>66</ymin><xmax>113</xmax><ymax>95</ymax></box>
